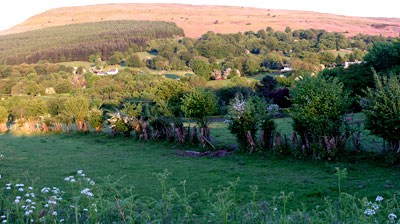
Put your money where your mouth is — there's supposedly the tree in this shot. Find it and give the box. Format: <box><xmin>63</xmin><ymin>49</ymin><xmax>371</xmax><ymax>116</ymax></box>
<box><xmin>363</xmin><ymin>42</ymin><xmax>400</xmax><ymax>73</ymax></box>
<box><xmin>126</xmin><ymin>54</ymin><xmax>143</xmax><ymax>68</ymax></box>
<box><xmin>88</xmin><ymin>54</ymin><xmax>96</xmax><ymax>63</ymax></box>
<box><xmin>227</xmin><ymin>95</ymin><xmax>275</xmax><ymax>152</ymax></box>
<box><xmin>191</xmin><ymin>59</ymin><xmax>211</xmax><ymax>80</ymax></box>
<box><xmin>256</xmin><ymin>75</ymin><xmax>277</xmax><ymax>101</ymax></box>
<box><xmin>62</xmin><ymin>97</ymin><xmax>89</xmax><ymax>131</ymax></box>
<box><xmin>181</xmin><ymin>88</ymin><xmax>218</xmax><ymax>148</ymax></box>
<box><xmin>285</xmin><ymin>27</ymin><xmax>292</xmax><ymax>33</ymax></box>
<box><xmin>55</xmin><ymin>80</ymin><xmax>72</xmax><ymax>94</ymax></box>
<box><xmin>0</xmin><ymin>106</ymin><xmax>8</xmax><ymax>132</ymax></box>
<box><xmin>87</xmin><ymin>108</ymin><xmax>104</xmax><ymax>132</ymax></box>
<box><xmin>335</xmin><ymin>54</ymin><xmax>344</xmax><ymax>66</ymax></box>
<box><xmin>108</xmin><ymin>54</ymin><xmax>121</xmax><ymax>65</ymax></box>
<box><xmin>318</xmin><ymin>52</ymin><xmax>336</xmax><ymax>65</ymax></box>
<box><xmin>290</xmin><ymin>76</ymin><xmax>349</xmax><ymax>159</ymax></box>
<box><xmin>363</xmin><ymin>73</ymin><xmax>400</xmax><ymax>155</ymax></box>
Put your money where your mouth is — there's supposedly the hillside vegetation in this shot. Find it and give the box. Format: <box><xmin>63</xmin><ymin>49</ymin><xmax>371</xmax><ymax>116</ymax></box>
<box><xmin>0</xmin><ymin>20</ymin><xmax>184</xmax><ymax>64</ymax></box>
<box><xmin>2</xmin><ymin>3</ymin><xmax>400</xmax><ymax>38</ymax></box>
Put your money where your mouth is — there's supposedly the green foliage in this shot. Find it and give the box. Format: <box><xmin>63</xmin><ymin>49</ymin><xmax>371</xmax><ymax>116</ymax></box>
<box><xmin>153</xmin><ymin>79</ymin><xmax>188</xmax><ymax>117</ymax></box>
<box><xmin>290</xmin><ymin>76</ymin><xmax>349</xmax><ymax>158</ymax></box>
<box><xmin>87</xmin><ymin>108</ymin><xmax>104</xmax><ymax>131</ymax></box>
<box><xmin>364</xmin><ymin>42</ymin><xmax>400</xmax><ymax>73</ymax></box>
<box><xmin>227</xmin><ymin>95</ymin><xmax>275</xmax><ymax>151</ymax></box>
<box><xmin>62</xmin><ymin>96</ymin><xmax>89</xmax><ymax>128</ymax></box>
<box><xmin>126</xmin><ymin>54</ymin><xmax>143</xmax><ymax>68</ymax></box>
<box><xmin>1</xmin><ymin>20</ymin><xmax>184</xmax><ymax>64</ymax></box>
<box><xmin>181</xmin><ymin>88</ymin><xmax>218</xmax><ymax>127</ymax></box>
<box><xmin>55</xmin><ymin>80</ymin><xmax>72</xmax><ymax>94</ymax></box>
<box><xmin>191</xmin><ymin>59</ymin><xmax>211</xmax><ymax>80</ymax></box>
<box><xmin>363</xmin><ymin>73</ymin><xmax>400</xmax><ymax>154</ymax></box>
<box><xmin>0</xmin><ymin>105</ymin><xmax>8</xmax><ymax>123</ymax></box>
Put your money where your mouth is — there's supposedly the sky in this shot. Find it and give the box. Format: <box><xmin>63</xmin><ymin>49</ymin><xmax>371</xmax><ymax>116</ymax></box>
<box><xmin>1</xmin><ymin>0</ymin><xmax>399</xmax><ymax>31</ymax></box>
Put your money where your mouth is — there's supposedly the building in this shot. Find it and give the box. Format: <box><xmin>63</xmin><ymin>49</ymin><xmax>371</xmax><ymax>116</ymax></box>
<box><xmin>281</xmin><ymin>66</ymin><xmax>293</xmax><ymax>72</ymax></box>
<box><xmin>106</xmin><ymin>68</ymin><xmax>119</xmax><ymax>75</ymax></box>
<box><xmin>343</xmin><ymin>61</ymin><xmax>362</xmax><ymax>68</ymax></box>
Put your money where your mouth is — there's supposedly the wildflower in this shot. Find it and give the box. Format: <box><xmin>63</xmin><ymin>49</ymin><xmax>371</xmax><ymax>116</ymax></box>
<box><xmin>60</xmin><ymin>219</ymin><xmax>64</xmax><ymax>222</ymax></box>
<box><xmin>26</xmin><ymin>199</ymin><xmax>32</xmax><ymax>203</ymax></box>
<box><xmin>44</xmin><ymin>204</ymin><xmax>49</xmax><ymax>208</ymax></box>
<box><xmin>0</xmin><ymin>215</ymin><xmax>5</xmax><ymax>218</ymax></box>
<box><xmin>41</xmin><ymin>187</ymin><xmax>50</xmax><ymax>193</ymax></box>
<box><xmin>2</xmin><ymin>220</ymin><xmax>6</xmax><ymax>223</ymax></box>
<box><xmin>83</xmin><ymin>208</ymin><xmax>88</xmax><ymax>211</ymax></box>
<box><xmin>16</xmin><ymin>196</ymin><xmax>21</xmax><ymax>200</ymax></box>
<box><xmin>371</xmin><ymin>202</ymin><xmax>379</xmax><ymax>210</ymax></box>
<box><xmin>64</xmin><ymin>177</ymin><xmax>70</xmax><ymax>181</ymax></box>
<box><xmin>77</xmin><ymin>170</ymin><xmax>83</xmax><ymax>175</ymax></box>
<box><xmin>30</xmin><ymin>193</ymin><xmax>35</xmax><ymax>198</ymax></box>
<box><xmin>0</xmin><ymin>174</ymin><xmax>1</xmax><ymax>179</ymax></box>
<box><xmin>14</xmin><ymin>199</ymin><xmax>20</xmax><ymax>204</ymax></box>
<box><xmin>81</xmin><ymin>173</ymin><xmax>86</xmax><ymax>177</ymax></box>
<box><xmin>18</xmin><ymin>188</ymin><xmax>24</xmax><ymax>192</ymax></box>
<box><xmin>16</xmin><ymin>184</ymin><xmax>24</xmax><ymax>187</ymax></box>
<box><xmin>376</xmin><ymin>196</ymin><xmax>384</xmax><ymax>202</ymax></box>
<box><xmin>389</xmin><ymin>213</ymin><xmax>397</xmax><ymax>222</ymax></box>
<box><xmin>5</xmin><ymin>184</ymin><xmax>11</xmax><ymax>187</ymax></box>
<box><xmin>70</xmin><ymin>179</ymin><xmax>76</xmax><ymax>183</ymax></box>
<box><xmin>364</xmin><ymin>208</ymin><xmax>376</xmax><ymax>216</ymax></box>
<box><xmin>52</xmin><ymin>211</ymin><xmax>57</xmax><ymax>216</ymax></box>
<box><xmin>89</xmin><ymin>181</ymin><xmax>95</xmax><ymax>186</ymax></box>
<box><xmin>6</xmin><ymin>187</ymin><xmax>11</xmax><ymax>190</ymax></box>
<box><xmin>81</xmin><ymin>188</ymin><xmax>94</xmax><ymax>197</ymax></box>
<box><xmin>28</xmin><ymin>187</ymin><xmax>33</xmax><ymax>190</ymax></box>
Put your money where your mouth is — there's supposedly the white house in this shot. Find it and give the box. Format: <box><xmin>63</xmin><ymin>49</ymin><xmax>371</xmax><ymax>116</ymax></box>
<box><xmin>343</xmin><ymin>61</ymin><xmax>362</xmax><ymax>68</ymax></box>
<box><xmin>106</xmin><ymin>68</ymin><xmax>119</xmax><ymax>75</ymax></box>
<box><xmin>281</xmin><ymin>66</ymin><xmax>293</xmax><ymax>72</ymax></box>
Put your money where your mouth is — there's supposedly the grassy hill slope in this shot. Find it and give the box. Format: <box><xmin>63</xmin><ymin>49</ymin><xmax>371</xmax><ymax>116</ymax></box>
<box><xmin>1</xmin><ymin>3</ymin><xmax>400</xmax><ymax>38</ymax></box>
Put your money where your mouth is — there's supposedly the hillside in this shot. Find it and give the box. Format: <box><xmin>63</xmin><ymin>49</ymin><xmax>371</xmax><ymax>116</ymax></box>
<box><xmin>1</xmin><ymin>3</ymin><xmax>400</xmax><ymax>38</ymax></box>
<box><xmin>0</xmin><ymin>20</ymin><xmax>184</xmax><ymax>64</ymax></box>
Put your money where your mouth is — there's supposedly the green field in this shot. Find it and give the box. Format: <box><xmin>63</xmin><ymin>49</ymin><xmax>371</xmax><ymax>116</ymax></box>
<box><xmin>0</xmin><ymin>114</ymin><xmax>393</xmax><ymax>210</ymax></box>
<box><xmin>58</xmin><ymin>61</ymin><xmax>93</xmax><ymax>69</ymax></box>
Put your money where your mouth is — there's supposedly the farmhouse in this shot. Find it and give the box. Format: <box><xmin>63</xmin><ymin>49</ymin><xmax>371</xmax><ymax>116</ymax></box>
<box><xmin>106</xmin><ymin>68</ymin><xmax>119</xmax><ymax>75</ymax></box>
<box><xmin>343</xmin><ymin>61</ymin><xmax>362</xmax><ymax>68</ymax></box>
<box><xmin>281</xmin><ymin>66</ymin><xmax>293</xmax><ymax>72</ymax></box>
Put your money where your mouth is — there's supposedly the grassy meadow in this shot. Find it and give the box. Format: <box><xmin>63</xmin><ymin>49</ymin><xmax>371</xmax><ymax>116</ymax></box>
<box><xmin>0</xmin><ymin>115</ymin><xmax>395</xmax><ymax>212</ymax></box>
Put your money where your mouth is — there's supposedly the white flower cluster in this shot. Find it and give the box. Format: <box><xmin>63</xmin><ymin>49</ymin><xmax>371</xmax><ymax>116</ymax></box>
<box><xmin>364</xmin><ymin>196</ymin><xmax>383</xmax><ymax>217</ymax></box>
<box><xmin>81</xmin><ymin>188</ymin><xmax>94</xmax><ymax>197</ymax></box>
<box><xmin>232</xmin><ymin>99</ymin><xmax>246</xmax><ymax>113</ymax></box>
<box><xmin>389</xmin><ymin>213</ymin><xmax>398</xmax><ymax>223</ymax></box>
<box><xmin>1</xmin><ymin>214</ymin><xmax>6</xmax><ymax>223</ymax></box>
<box><xmin>108</xmin><ymin>112</ymin><xmax>133</xmax><ymax>128</ymax></box>
<box><xmin>64</xmin><ymin>176</ymin><xmax>76</xmax><ymax>183</ymax></box>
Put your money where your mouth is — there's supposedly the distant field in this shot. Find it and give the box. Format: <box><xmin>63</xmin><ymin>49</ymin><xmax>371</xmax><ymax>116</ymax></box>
<box><xmin>58</xmin><ymin>61</ymin><xmax>92</xmax><ymax>69</ymax></box>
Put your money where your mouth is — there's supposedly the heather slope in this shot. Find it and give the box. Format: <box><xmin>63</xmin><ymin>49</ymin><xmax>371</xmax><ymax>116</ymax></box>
<box><xmin>1</xmin><ymin>3</ymin><xmax>400</xmax><ymax>37</ymax></box>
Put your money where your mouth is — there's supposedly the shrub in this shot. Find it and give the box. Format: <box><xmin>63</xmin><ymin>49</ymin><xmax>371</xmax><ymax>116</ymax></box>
<box><xmin>290</xmin><ymin>76</ymin><xmax>349</xmax><ymax>159</ymax></box>
<box><xmin>87</xmin><ymin>108</ymin><xmax>104</xmax><ymax>132</ymax></box>
<box><xmin>181</xmin><ymin>88</ymin><xmax>218</xmax><ymax>128</ymax></box>
<box><xmin>227</xmin><ymin>95</ymin><xmax>275</xmax><ymax>152</ymax></box>
<box><xmin>0</xmin><ymin>105</ymin><xmax>8</xmax><ymax>132</ymax></box>
<box><xmin>363</xmin><ymin>73</ymin><xmax>400</xmax><ymax>160</ymax></box>
<box><xmin>62</xmin><ymin>97</ymin><xmax>89</xmax><ymax>131</ymax></box>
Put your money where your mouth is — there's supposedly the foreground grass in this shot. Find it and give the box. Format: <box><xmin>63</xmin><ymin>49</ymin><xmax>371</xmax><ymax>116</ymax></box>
<box><xmin>0</xmin><ymin>132</ymin><xmax>399</xmax><ymax>213</ymax></box>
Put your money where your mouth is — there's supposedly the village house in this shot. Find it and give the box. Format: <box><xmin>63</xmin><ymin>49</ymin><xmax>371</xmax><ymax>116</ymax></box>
<box><xmin>106</xmin><ymin>68</ymin><xmax>119</xmax><ymax>75</ymax></box>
